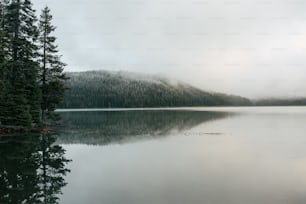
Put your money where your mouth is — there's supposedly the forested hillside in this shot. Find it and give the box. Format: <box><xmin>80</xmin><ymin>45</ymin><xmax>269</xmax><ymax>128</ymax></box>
<box><xmin>255</xmin><ymin>98</ymin><xmax>306</xmax><ymax>106</ymax></box>
<box><xmin>59</xmin><ymin>71</ymin><xmax>252</xmax><ymax>108</ymax></box>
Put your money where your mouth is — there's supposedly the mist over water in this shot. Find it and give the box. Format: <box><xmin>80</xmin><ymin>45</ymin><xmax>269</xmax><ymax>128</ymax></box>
<box><xmin>60</xmin><ymin>108</ymin><xmax>306</xmax><ymax>204</ymax></box>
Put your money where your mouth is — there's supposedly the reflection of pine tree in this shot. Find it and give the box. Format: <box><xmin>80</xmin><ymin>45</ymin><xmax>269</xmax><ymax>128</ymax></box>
<box><xmin>0</xmin><ymin>134</ymin><xmax>71</xmax><ymax>204</ymax></box>
<box><xmin>0</xmin><ymin>135</ymin><xmax>41</xmax><ymax>203</ymax></box>
<box><xmin>38</xmin><ymin>134</ymin><xmax>71</xmax><ymax>203</ymax></box>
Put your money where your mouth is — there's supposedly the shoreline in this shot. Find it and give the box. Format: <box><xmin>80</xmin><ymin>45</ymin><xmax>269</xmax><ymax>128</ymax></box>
<box><xmin>0</xmin><ymin>125</ymin><xmax>51</xmax><ymax>135</ymax></box>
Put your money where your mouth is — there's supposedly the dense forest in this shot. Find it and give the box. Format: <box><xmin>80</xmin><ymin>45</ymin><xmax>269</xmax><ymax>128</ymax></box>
<box><xmin>0</xmin><ymin>0</ymin><xmax>67</xmax><ymax>128</ymax></box>
<box><xmin>254</xmin><ymin>98</ymin><xmax>306</xmax><ymax>106</ymax></box>
<box><xmin>58</xmin><ymin>71</ymin><xmax>252</xmax><ymax>108</ymax></box>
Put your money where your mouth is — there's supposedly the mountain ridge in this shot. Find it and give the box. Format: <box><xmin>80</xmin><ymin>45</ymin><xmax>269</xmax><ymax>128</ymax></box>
<box><xmin>58</xmin><ymin>70</ymin><xmax>252</xmax><ymax>108</ymax></box>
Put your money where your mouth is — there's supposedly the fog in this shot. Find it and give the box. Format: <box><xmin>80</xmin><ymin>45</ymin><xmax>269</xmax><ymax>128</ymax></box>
<box><xmin>33</xmin><ymin>0</ymin><xmax>306</xmax><ymax>98</ymax></box>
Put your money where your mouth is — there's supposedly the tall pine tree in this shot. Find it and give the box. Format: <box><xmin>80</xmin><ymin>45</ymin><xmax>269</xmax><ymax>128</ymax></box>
<box><xmin>0</xmin><ymin>1</ymin><xmax>68</xmax><ymax>128</ymax></box>
<box><xmin>0</xmin><ymin>1</ymin><xmax>5</xmax><ymax>61</ymax></box>
<box><xmin>0</xmin><ymin>0</ymin><xmax>7</xmax><ymax>123</ymax></box>
<box><xmin>38</xmin><ymin>6</ymin><xmax>67</xmax><ymax>124</ymax></box>
<box><xmin>21</xmin><ymin>0</ymin><xmax>41</xmax><ymax>125</ymax></box>
<box><xmin>1</xmin><ymin>0</ymin><xmax>41</xmax><ymax>127</ymax></box>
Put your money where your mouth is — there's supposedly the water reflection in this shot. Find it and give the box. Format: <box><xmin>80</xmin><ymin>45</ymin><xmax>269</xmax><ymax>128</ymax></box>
<box><xmin>58</xmin><ymin>110</ymin><xmax>229</xmax><ymax>145</ymax></box>
<box><xmin>58</xmin><ymin>109</ymin><xmax>306</xmax><ymax>204</ymax></box>
<box><xmin>0</xmin><ymin>134</ymin><xmax>71</xmax><ymax>204</ymax></box>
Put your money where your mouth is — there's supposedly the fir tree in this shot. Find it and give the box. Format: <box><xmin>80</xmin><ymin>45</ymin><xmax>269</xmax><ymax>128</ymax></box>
<box><xmin>0</xmin><ymin>0</ymin><xmax>9</xmax><ymax>124</ymax></box>
<box><xmin>38</xmin><ymin>6</ymin><xmax>67</xmax><ymax>124</ymax></box>
<box><xmin>1</xmin><ymin>0</ymin><xmax>41</xmax><ymax>126</ymax></box>
<box><xmin>0</xmin><ymin>1</ymin><xmax>68</xmax><ymax>128</ymax></box>
<box><xmin>20</xmin><ymin>0</ymin><xmax>41</xmax><ymax>124</ymax></box>
<box><xmin>0</xmin><ymin>1</ymin><xmax>5</xmax><ymax>61</ymax></box>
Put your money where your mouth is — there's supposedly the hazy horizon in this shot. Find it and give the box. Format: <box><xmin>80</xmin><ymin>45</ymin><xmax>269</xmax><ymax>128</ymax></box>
<box><xmin>33</xmin><ymin>0</ymin><xmax>306</xmax><ymax>98</ymax></box>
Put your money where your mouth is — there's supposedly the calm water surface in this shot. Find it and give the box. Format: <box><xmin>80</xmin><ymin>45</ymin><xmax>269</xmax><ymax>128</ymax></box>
<box><xmin>1</xmin><ymin>107</ymin><xmax>306</xmax><ymax>204</ymax></box>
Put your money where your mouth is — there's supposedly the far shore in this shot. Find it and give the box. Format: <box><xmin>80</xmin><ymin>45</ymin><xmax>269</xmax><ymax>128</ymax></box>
<box><xmin>55</xmin><ymin>106</ymin><xmax>306</xmax><ymax>112</ymax></box>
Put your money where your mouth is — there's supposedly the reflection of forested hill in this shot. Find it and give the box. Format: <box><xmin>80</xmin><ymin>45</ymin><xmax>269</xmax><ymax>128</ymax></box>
<box><xmin>57</xmin><ymin>110</ymin><xmax>229</xmax><ymax>145</ymax></box>
<box><xmin>58</xmin><ymin>71</ymin><xmax>251</xmax><ymax>108</ymax></box>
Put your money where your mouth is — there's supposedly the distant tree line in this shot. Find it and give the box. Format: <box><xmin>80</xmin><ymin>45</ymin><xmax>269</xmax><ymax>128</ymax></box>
<box><xmin>254</xmin><ymin>98</ymin><xmax>306</xmax><ymax>106</ymax></box>
<box><xmin>0</xmin><ymin>0</ymin><xmax>67</xmax><ymax>127</ymax></box>
<box><xmin>59</xmin><ymin>70</ymin><xmax>306</xmax><ymax>108</ymax></box>
<box><xmin>58</xmin><ymin>71</ymin><xmax>252</xmax><ymax>109</ymax></box>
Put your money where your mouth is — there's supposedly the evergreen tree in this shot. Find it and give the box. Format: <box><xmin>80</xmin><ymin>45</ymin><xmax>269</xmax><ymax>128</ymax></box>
<box><xmin>21</xmin><ymin>0</ymin><xmax>41</xmax><ymax>125</ymax></box>
<box><xmin>1</xmin><ymin>0</ymin><xmax>41</xmax><ymax>126</ymax></box>
<box><xmin>38</xmin><ymin>6</ymin><xmax>67</xmax><ymax>123</ymax></box>
<box><xmin>0</xmin><ymin>0</ymin><xmax>10</xmax><ymax>124</ymax></box>
<box><xmin>0</xmin><ymin>1</ymin><xmax>5</xmax><ymax>61</ymax></box>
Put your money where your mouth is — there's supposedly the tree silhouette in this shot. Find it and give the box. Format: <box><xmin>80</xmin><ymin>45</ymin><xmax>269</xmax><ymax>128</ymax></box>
<box><xmin>37</xmin><ymin>134</ymin><xmax>71</xmax><ymax>203</ymax></box>
<box><xmin>0</xmin><ymin>133</ymin><xmax>71</xmax><ymax>204</ymax></box>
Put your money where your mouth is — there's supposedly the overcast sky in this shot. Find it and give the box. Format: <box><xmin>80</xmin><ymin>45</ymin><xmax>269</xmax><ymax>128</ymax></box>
<box><xmin>32</xmin><ymin>0</ymin><xmax>306</xmax><ymax>98</ymax></box>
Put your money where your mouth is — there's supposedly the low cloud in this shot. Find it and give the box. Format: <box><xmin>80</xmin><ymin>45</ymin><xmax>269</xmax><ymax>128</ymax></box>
<box><xmin>33</xmin><ymin>0</ymin><xmax>306</xmax><ymax>98</ymax></box>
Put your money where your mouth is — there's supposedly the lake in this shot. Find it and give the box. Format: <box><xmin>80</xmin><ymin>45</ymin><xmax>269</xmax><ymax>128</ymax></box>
<box><xmin>1</xmin><ymin>107</ymin><xmax>306</xmax><ymax>204</ymax></box>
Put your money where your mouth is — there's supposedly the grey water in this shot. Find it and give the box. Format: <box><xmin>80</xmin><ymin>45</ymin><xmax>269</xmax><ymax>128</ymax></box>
<box><xmin>2</xmin><ymin>107</ymin><xmax>306</xmax><ymax>204</ymax></box>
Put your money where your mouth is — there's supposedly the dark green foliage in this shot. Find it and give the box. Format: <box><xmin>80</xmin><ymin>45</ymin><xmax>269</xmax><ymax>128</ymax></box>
<box><xmin>0</xmin><ymin>1</ymin><xmax>67</xmax><ymax>127</ymax></box>
<box><xmin>0</xmin><ymin>63</ymin><xmax>32</xmax><ymax>126</ymax></box>
<box><xmin>0</xmin><ymin>0</ymin><xmax>41</xmax><ymax>126</ymax></box>
<box><xmin>59</xmin><ymin>71</ymin><xmax>252</xmax><ymax>109</ymax></box>
<box><xmin>0</xmin><ymin>9</ymin><xmax>4</xmax><ymax>63</ymax></box>
<box><xmin>2</xmin><ymin>90</ymin><xmax>32</xmax><ymax>127</ymax></box>
<box><xmin>38</xmin><ymin>6</ymin><xmax>67</xmax><ymax>124</ymax></box>
<box><xmin>0</xmin><ymin>0</ymin><xmax>7</xmax><ymax>123</ymax></box>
